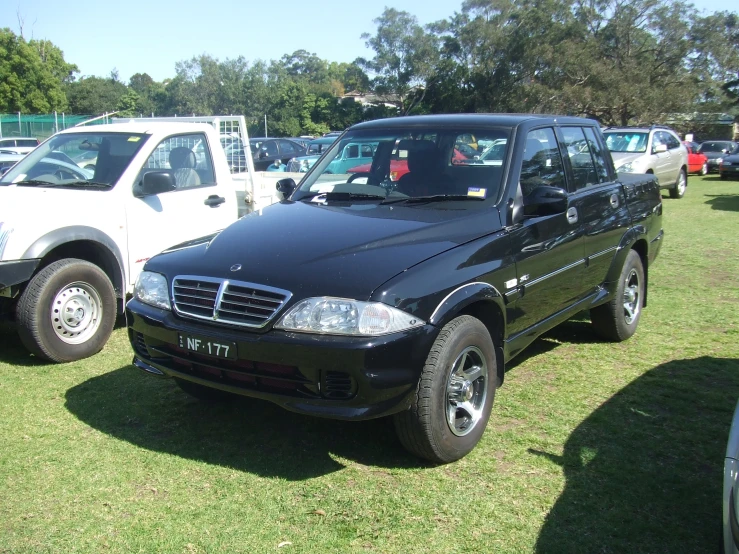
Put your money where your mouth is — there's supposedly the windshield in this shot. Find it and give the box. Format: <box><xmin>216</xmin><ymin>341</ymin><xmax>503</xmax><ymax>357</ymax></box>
<box><xmin>291</xmin><ymin>127</ymin><xmax>511</xmax><ymax>205</ymax></box>
<box><xmin>603</xmin><ymin>131</ymin><xmax>649</xmax><ymax>153</ymax></box>
<box><xmin>698</xmin><ymin>141</ymin><xmax>735</xmax><ymax>153</ymax></box>
<box><xmin>0</xmin><ymin>132</ymin><xmax>149</xmax><ymax>188</ymax></box>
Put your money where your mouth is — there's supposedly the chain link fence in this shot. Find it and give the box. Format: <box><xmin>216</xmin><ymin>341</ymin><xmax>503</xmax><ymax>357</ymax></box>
<box><xmin>0</xmin><ymin>113</ymin><xmax>114</xmax><ymax>141</ymax></box>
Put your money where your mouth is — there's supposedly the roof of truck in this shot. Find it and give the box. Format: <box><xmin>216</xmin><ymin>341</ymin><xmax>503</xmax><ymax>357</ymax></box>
<box><xmin>57</xmin><ymin>122</ymin><xmax>216</xmax><ymax>136</ymax></box>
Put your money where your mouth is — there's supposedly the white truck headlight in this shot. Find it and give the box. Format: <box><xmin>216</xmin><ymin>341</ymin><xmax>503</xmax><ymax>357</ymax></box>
<box><xmin>275</xmin><ymin>297</ymin><xmax>424</xmax><ymax>336</ymax></box>
<box><xmin>134</xmin><ymin>271</ymin><xmax>171</xmax><ymax>310</ymax></box>
<box><xmin>616</xmin><ymin>162</ymin><xmax>635</xmax><ymax>173</ymax></box>
<box><xmin>0</xmin><ymin>222</ymin><xmax>12</xmax><ymax>259</ymax></box>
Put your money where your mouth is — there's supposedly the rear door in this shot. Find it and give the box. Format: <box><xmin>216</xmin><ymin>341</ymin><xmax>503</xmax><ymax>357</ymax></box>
<box><xmin>560</xmin><ymin>126</ymin><xmax>631</xmax><ymax>293</ymax></box>
<box><xmin>505</xmin><ymin>127</ymin><xmax>585</xmax><ymax>336</ymax></box>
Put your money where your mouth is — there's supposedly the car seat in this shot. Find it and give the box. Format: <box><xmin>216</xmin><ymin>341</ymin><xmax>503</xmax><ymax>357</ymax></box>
<box><xmin>169</xmin><ymin>147</ymin><xmax>201</xmax><ymax>188</ymax></box>
<box><xmin>396</xmin><ymin>139</ymin><xmax>452</xmax><ymax>196</ymax></box>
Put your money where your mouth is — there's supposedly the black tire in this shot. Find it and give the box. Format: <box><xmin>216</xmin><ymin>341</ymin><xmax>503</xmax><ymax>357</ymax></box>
<box><xmin>670</xmin><ymin>168</ymin><xmax>687</xmax><ymax>199</ymax></box>
<box><xmin>700</xmin><ymin>162</ymin><xmax>708</xmax><ymax>176</ymax></box>
<box><xmin>175</xmin><ymin>378</ymin><xmax>234</xmax><ymax>402</ymax></box>
<box><xmin>16</xmin><ymin>259</ymin><xmax>116</xmax><ymax>362</ymax></box>
<box><xmin>591</xmin><ymin>250</ymin><xmax>645</xmax><ymax>342</ymax></box>
<box><xmin>393</xmin><ymin>315</ymin><xmax>497</xmax><ymax>464</ymax></box>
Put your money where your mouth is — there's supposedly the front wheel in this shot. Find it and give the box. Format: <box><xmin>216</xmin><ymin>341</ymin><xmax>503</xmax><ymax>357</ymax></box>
<box><xmin>670</xmin><ymin>168</ymin><xmax>687</xmax><ymax>199</ymax></box>
<box><xmin>16</xmin><ymin>259</ymin><xmax>116</xmax><ymax>362</ymax></box>
<box><xmin>590</xmin><ymin>250</ymin><xmax>645</xmax><ymax>341</ymax></box>
<box><xmin>394</xmin><ymin>315</ymin><xmax>496</xmax><ymax>464</ymax></box>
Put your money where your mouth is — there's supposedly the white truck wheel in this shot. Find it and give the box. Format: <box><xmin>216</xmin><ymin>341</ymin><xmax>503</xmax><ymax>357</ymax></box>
<box><xmin>16</xmin><ymin>259</ymin><xmax>116</xmax><ymax>363</ymax></box>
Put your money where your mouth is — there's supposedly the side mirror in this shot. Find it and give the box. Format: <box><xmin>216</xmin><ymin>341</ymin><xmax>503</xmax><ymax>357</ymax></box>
<box><xmin>654</xmin><ymin>144</ymin><xmax>668</xmax><ymax>153</ymax></box>
<box><xmin>136</xmin><ymin>171</ymin><xmax>176</xmax><ymax>197</ymax></box>
<box><xmin>276</xmin><ymin>178</ymin><xmax>297</xmax><ymax>201</ymax></box>
<box><xmin>523</xmin><ymin>185</ymin><xmax>568</xmax><ymax>217</ymax></box>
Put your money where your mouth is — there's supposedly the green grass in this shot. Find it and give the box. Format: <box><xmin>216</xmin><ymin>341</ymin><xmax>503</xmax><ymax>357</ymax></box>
<box><xmin>2</xmin><ymin>175</ymin><xmax>739</xmax><ymax>553</ymax></box>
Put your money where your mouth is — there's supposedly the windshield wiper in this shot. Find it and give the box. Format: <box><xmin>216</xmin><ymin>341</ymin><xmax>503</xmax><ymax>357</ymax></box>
<box><xmin>41</xmin><ymin>180</ymin><xmax>112</xmax><ymax>189</ymax></box>
<box><xmin>307</xmin><ymin>192</ymin><xmax>387</xmax><ymax>202</ymax></box>
<box><xmin>381</xmin><ymin>194</ymin><xmax>487</xmax><ymax>205</ymax></box>
<box><xmin>13</xmin><ymin>179</ymin><xmax>111</xmax><ymax>189</ymax></box>
<box><xmin>12</xmin><ymin>180</ymin><xmax>55</xmax><ymax>187</ymax></box>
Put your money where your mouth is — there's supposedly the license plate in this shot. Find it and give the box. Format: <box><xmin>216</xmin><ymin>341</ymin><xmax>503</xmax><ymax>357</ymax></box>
<box><xmin>178</xmin><ymin>333</ymin><xmax>237</xmax><ymax>360</ymax></box>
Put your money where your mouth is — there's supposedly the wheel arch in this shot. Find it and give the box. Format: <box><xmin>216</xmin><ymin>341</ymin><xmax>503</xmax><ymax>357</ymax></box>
<box><xmin>22</xmin><ymin>226</ymin><xmax>126</xmax><ymax>313</ymax></box>
<box><xmin>428</xmin><ymin>282</ymin><xmax>506</xmax><ymax>387</ymax></box>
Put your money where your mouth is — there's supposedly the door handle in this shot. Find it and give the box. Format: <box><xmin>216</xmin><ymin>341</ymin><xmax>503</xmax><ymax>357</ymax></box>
<box><xmin>204</xmin><ymin>195</ymin><xmax>225</xmax><ymax>207</ymax></box>
<box><xmin>566</xmin><ymin>207</ymin><xmax>578</xmax><ymax>224</ymax></box>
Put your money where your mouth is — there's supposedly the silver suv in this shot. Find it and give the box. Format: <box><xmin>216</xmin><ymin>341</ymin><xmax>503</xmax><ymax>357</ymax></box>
<box><xmin>603</xmin><ymin>126</ymin><xmax>689</xmax><ymax>199</ymax></box>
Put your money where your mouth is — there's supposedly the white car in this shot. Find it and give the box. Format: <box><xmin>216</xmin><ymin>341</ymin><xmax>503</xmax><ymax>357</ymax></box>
<box><xmin>0</xmin><ymin>137</ymin><xmax>40</xmax><ymax>155</ymax></box>
<box><xmin>723</xmin><ymin>399</ymin><xmax>739</xmax><ymax>554</ymax></box>
<box><xmin>603</xmin><ymin>126</ymin><xmax>689</xmax><ymax>199</ymax></box>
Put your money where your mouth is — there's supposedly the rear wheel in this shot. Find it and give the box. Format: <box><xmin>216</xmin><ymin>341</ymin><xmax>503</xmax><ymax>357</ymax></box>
<box><xmin>670</xmin><ymin>168</ymin><xmax>687</xmax><ymax>199</ymax></box>
<box><xmin>700</xmin><ymin>162</ymin><xmax>708</xmax><ymax>176</ymax></box>
<box><xmin>16</xmin><ymin>259</ymin><xmax>116</xmax><ymax>362</ymax></box>
<box><xmin>394</xmin><ymin>315</ymin><xmax>496</xmax><ymax>464</ymax></box>
<box><xmin>591</xmin><ymin>250</ymin><xmax>644</xmax><ymax>341</ymax></box>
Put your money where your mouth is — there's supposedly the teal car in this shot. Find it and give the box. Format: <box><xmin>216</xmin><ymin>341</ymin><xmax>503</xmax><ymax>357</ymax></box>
<box><xmin>287</xmin><ymin>138</ymin><xmax>377</xmax><ymax>174</ymax></box>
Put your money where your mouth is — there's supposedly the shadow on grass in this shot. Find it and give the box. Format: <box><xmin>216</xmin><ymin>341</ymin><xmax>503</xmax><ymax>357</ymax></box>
<box><xmin>65</xmin><ymin>364</ymin><xmax>424</xmax><ymax>479</ymax></box>
<box><xmin>533</xmin><ymin>356</ymin><xmax>739</xmax><ymax>553</ymax></box>
<box><xmin>705</xmin><ymin>193</ymin><xmax>739</xmax><ymax>212</ymax></box>
<box><xmin>0</xmin><ymin>326</ymin><xmax>48</xmax><ymax>367</ymax></box>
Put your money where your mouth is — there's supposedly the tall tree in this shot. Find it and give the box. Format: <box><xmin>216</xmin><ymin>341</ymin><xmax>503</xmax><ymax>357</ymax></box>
<box><xmin>359</xmin><ymin>9</ymin><xmax>440</xmax><ymax>114</ymax></box>
<box><xmin>0</xmin><ymin>28</ymin><xmax>76</xmax><ymax>113</ymax></box>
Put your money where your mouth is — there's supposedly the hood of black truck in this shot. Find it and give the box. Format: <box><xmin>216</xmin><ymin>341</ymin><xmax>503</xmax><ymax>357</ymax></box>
<box><xmin>144</xmin><ymin>199</ymin><xmax>502</xmax><ymax>301</ymax></box>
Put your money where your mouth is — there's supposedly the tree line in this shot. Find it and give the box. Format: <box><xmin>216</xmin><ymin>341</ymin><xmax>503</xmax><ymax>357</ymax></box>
<box><xmin>1</xmin><ymin>0</ymin><xmax>738</xmax><ymax>137</ymax></box>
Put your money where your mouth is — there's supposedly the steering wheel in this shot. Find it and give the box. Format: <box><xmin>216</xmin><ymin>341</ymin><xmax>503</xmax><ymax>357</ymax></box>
<box><xmin>347</xmin><ymin>172</ymin><xmax>380</xmax><ymax>186</ymax></box>
<box><xmin>54</xmin><ymin>168</ymin><xmax>77</xmax><ymax>181</ymax></box>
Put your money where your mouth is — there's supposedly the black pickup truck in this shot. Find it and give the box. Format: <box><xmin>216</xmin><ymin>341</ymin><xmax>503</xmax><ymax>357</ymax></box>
<box><xmin>126</xmin><ymin>114</ymin><xmax>663</xmax><ymax>464</ymax></box>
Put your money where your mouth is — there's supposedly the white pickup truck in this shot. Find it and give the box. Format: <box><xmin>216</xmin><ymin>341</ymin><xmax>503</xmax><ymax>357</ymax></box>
<box><xmin>0</xmin><ymin>121</ymin><xmax>246</xmax><ymax>362</ymax></box>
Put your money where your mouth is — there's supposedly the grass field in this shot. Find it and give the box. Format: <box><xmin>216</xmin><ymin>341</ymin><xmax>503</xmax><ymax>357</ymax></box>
<box><xmin>1</xmin><ymin>175</ymin><xmax>738</xmax><ymax>553</ymax></box>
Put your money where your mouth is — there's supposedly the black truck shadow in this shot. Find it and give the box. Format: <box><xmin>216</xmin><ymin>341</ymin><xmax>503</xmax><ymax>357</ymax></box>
<box><xmin>533</xmin><ymin>356</ymin><xmax>739</xmax><ymax>553</ymax></box>
<box><xmin>65</xmin><ymin>364</ymin><xmax>424</xmax><ymax>479</ymax></box>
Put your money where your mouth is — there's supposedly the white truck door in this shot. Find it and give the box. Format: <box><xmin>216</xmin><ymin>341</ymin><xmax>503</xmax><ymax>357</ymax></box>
<box><xmin>125</xmin><ymin>132</ymin><xmax>235</xmax><ymax>283</ymax></box>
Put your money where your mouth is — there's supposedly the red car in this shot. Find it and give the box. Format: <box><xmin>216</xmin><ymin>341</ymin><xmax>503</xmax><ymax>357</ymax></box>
<box><xmin>348</xmin><ymin>147</ymin><xmax>469</xmax><ymax>180</ymax></box>
<box><xmin>683</xmin><ymin>141</ymin><xmax>708</xmax><ymax>175</ymax></box>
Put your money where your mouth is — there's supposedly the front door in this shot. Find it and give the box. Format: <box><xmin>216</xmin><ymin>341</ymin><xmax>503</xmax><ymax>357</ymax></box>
<box><xmin>125</xmin><ymin>133</ymin><xmax>233</xmax><ymax>284</ymax></box>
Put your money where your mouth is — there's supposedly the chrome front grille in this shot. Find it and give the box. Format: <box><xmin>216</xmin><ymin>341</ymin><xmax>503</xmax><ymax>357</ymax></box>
<box><xmin>172</xmin><ymin>276</ymin><xmax>291</xmax><ymax>328</ymax></box>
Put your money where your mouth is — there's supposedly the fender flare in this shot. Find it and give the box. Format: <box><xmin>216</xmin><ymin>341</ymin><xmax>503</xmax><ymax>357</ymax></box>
<box><xmin>428</xmin><ymin>281</ymin><xmax>507</xmax><ymax>386</ymax></box>
<box><xmin>604</xmin><ymin>225</ymin><xmax>646</xmax><ymax>284</ymax></box>
<box><xmin>22</xmin><ymin>225</ymin><xmax>126</xmax><ymax>299</ymax></box>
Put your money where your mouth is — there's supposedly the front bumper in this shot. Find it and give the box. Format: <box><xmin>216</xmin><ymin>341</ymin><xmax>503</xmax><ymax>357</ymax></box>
<box><xmin>126</xmin><ymin>298</ymin><xmax>439</xmax><ymax>420</ymax></box>
<box><xmin>720</xmin><ymin>163</ymin><xmax>739</xmax><ymax>179</ymax></box>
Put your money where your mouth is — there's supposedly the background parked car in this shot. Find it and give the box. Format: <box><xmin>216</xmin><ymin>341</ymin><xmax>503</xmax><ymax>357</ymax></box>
<box><xmin>0</xmin><ymin>137</ymin><xmax>39</xmax><ymax>155</ymax></box>
<box><xmin>603</xmin><ymin>126</ymin><xmax>689</xmax><ymax>198</ymax></box>
<box><xmin>0</xmin><ymin>152</ymin><xmax>25</xmax><ymax>176</ymax></box>
<box><xmin>698</xmin><ymin>141</ymin><xmax>739</xmax><ymax>173</ymax></box>
<box><xmin>719</xmin><ymin>144</ymin><xmax>739</xmax><ymax>181</ymax></box>
<box><xmin>683</xmin><ymin>141</ymin><xmax>708</xmax><ymax>175</ymax></box>
<box><xmin>250</xmin><ymin>138</ymin><xmax>306</xmax><ymax>171</ymax></box>
<box><xmin>286</xmin><ymin>136</ymin><xmax>338</xmax><ymax>172</ymax></box>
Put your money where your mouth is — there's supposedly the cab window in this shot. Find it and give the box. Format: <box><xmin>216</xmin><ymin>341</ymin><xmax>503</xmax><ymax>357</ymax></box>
<box><xmin>519</xmin><ymin>128</ymin><xmax>565</xmax><ymax>195</ymax></box>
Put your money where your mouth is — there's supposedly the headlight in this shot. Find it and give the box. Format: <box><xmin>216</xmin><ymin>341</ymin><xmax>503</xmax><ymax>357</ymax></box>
<box><xmin>134</xmin><ymin>271</ymin><xmax>171</xmax><ymax>310</ymax></box>
<box><xmin>616</xmin><ymin>162</ymin><xmax>635</xmax><ymax>173</ymax></box>
<box><xmin>275</xmin><ymin>297</ymin><xmax>424</xmax><ymax>336</ymax></box>
<box><xmin>0</xmin><ymin>222</ymin><xmax>12</xmax><ymax>259</ymax></box>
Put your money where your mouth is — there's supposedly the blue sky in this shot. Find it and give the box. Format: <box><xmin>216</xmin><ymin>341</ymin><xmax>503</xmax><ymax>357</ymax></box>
<box><xmin>1</xmin><ymin>0</ymin><xmax>733</xmax><ymax>83</ymax></box>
